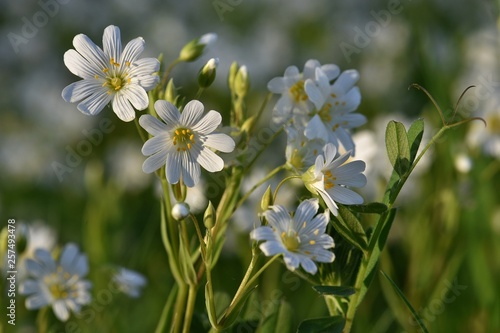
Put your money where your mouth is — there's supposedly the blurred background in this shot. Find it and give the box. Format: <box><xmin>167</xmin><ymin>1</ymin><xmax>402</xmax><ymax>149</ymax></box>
<box><xmin>1</xmin><ymin>0</ymin><xmax>499</xmax><ymax>332</ymax></box>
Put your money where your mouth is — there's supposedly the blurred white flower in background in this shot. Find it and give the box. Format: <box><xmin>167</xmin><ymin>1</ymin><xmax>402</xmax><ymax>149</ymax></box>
<box><xmin>112</xmin><ymin>267</ymin><xmax>147</xmax><ymax>298</ymax></box>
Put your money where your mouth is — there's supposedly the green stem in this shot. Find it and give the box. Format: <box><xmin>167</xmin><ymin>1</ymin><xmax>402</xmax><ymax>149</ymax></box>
<box><xmin>182</xmin><ymin>285</ymin><xmax>198</xmax><ymax>333</ymax></box>
<box><xmin>155</xmin><ymin>284</ymin><xmax>179</xmax><ymax>333</ymax></box>
<box><xmin>235</xmin><ymin>164</ymin><xmax>285</xmax><ymax>211</ymax></box>
<box><xmin>160</xmin><ymin>58</ymin><xmax>182</xmax><ymax>89</ymax></box>
<box><xmin>36</xmin><ymin>307</ymin><xmax>49</xmax><ymax>333</ymax></box>
<box><xmin>273</xmin><ymin>175</ymin><xmax>301</xmax><ymax>203</ymax></box>
<box><xmin>172</xmin><ymin>283</ymin><xmax>189</xmax><ymax>333</ymax></box>
<box><xmin>194</xmin><ymin>87</ymin><xmax>205</xmax><ymax>100</ymax></box>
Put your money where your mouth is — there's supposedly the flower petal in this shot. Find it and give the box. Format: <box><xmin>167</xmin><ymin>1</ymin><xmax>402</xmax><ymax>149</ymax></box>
<box><xmin>142</xmin><ymin>149</ymin><xmax>167</xmax><ymax>173</ymax></box>
<box><xmin>260</xmin><ymin>241</ymin><xmax>286</xmax><ymax>257</ymax></box>
<box><xmin>77</xmin><ymin>89</ymin><xmax>111</xmax><ymax>116</ymax></box>
<box><xmin>192</xmin><ymin>110</ymin><xmax>223</xmax><ymax>136</ymax></box>
<box><xmin>121</xmin><ymin>85</ymin><xmax>148</xmax><ymax>111</ymax></box>
<box><xmin>120</xmin><ymin>37</ymin><xmax>145</xmax><ymax>64</ymax></box>
<box><xmin>142</xmin><ymin>134</ymin><xmax>168</xmax><ymax>155</ymax></box>
<box><xmin>62</xmin><ymin>80</ymin><xmax>103</xmax><ymax>103</ymax></box>
<box><xmin>155</xmin><ymin>100</ymin><xmax>180</xmax><ymax>125</ymax></box>
<box><xmin>293</xmin><ymin>199</ymin><xmax>319</xmax><ymax>230</ymax></box>
<box><xmin>250</xmin><ymin>226</ymin><xmax>278</xmax><ymax>242</ymax></box>
<box><xmin>195</xmin><ymin>146</ymin><xmax>224</xmax><ymax>172</ymax></box>
<box><xmin>180</xmin><ymin>100</ymin><xmax>205</xmax><ymax>128</ymax></box>
<box><xmin>102</xmin><ymin>25</ymin><xmax>122</xmax><ymax>63</ymax></box>
<box><xmin>52</xmin><ymin>300</ymin><xmax>71</xmax><ymax>321</ymax></box>
<box><xmin>181</xmin><ymin>152</ymin><xmax>200</xmax><ymax>187</ymax></box>
<box><xmin>329</xmin><ymin>187</ymin><xmax>364</xmax><ymax>205</ymax></box>
<box><xmin>72</xmin><ymin>33</ymin><xmax>108</xmax><ymax>71</ymax></box>
<box><xmin>316</xmin><ymin>187</ymin><xmax>339</xmax><ymax>216</ymax></box>
<box><xmin>26</xmin><ymin>294</ymin><xmax>51</xmax><ymax>310</ymax></box>
<box><xmin>112</xmin><ymin>93</ymin><xmax>136</xmax><ymax>122</ymax></box>
<box><xmin>63</xmin><ymin>49</ymin><xmax>101</xmax><ymax>79</ymax></box>
<box><xmin>264</xmin><ymin>205</ymin><xmax>292</xmax><ymax>233</ymax></box>
<box><xmin>165</xmin><ymin>152</ymin><xmax>181</xmax><ymax>184</ymax></box>
<box><xmin>201</xmin><ymin>133</ymin><xmax>235</xmax><ymax>153</ymax></box>
<box><xmin>60</xmin><ymin>243</ymin><xmax>79</xmax><ymax>270</ymax></box>
<box><xmin>139</xmin><ymin>114</ymin><xmax>168</xmax><ymax>136</ymax></box>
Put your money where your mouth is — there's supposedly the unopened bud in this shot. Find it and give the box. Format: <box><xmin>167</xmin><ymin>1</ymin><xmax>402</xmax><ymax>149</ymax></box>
<box><xmin>260</xmin><ymin>185</ymin><xmax>273</xmax><ymax>211</ymax></box>
<box><xmin>198</xmin><ymin>58</ymin><xmax>219</xmax><ymax>88</ymax></box>
<box><xmin>164</xmin><ymin>79</ymin><xmax>177</xmax><ymax>104</ymax></box>
<box><xmin>234</xmin><ymin>65</ymin><xmax>249</xmax><ymax>98</ymax></box>
<box><xmin>179</xmin><ymin>33</ymin><xmax>217</xmax><ymax>62</ymax></box>
<box><xmin>203</xmin><ymin>201</ymin><xmax>216</xmax><ymax>229</ymax></box>
<box><xmin>172</xmin><ymin>202</ymin><xmax>190</xmax><ymax>221</ymax></box>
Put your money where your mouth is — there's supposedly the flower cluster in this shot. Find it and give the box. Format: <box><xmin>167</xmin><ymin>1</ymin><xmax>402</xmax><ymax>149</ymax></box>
<box><xmin>268</xmin><ymin>60</ymin><xmax>367</xmax><ymax>216</ymax></box>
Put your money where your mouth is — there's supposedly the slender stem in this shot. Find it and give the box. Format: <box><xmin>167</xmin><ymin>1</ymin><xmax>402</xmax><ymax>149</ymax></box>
<box><xmin>235</xmin><ymin>164</ymin><xmax>285</xmax><ymax>211</ymax></box>
<box><xmin>182</xmin><ymin>285</ymin><xmax>198</xmax><ymax>333</ymax></box>
<box><xmin>155</xmin><ymin>284</ymin><xmax>179</xmax><ymax>333</ymax></box>
<box><xmin>273</xmin><ymin>175</ymin><xmax>301</xmax><ymax>203</ymax></box>
<box><xmin>172</xmin><ymin>283</ymin><xmax>189</xmax><ymax>333</ymax></box>
<box><xmin>160</xmin><ymin>59</ymin><xmax>182</xmax><ymax>88</ymax></box>
<box><xmin>194</xmin><ymin>87</ymin><xmax>205</xmax><ymax>100</ymax></box>
<box><xmin>36</xmin><ymin>307</ymin><xmax>49</xmax><ymax>333</ymax></box>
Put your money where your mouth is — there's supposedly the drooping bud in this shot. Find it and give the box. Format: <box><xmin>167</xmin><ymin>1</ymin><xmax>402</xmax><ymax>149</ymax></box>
<box><xmin>179</xmin><ymin>33</ymin><xmax>217</xmax><ymax>62</ymax></box>
<box><xmin>164</xmin><ymin>78</ymin><xmax>177</xmax><ymax>104</ymax></box>
<box><xmin>198</xmin><ymin>58</ymin><xmax>219</xmax><ymax>88</ymax></box>
<box><xmin>172</xmin><ymin>202</ymin><xmax>190</xmax><ymax>221</ymax></box>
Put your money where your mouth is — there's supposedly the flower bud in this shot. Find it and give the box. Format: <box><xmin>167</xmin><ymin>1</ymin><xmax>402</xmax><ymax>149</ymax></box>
<box><xmin>172</xmin><ymin>202</ymin><xmax>190</xmax><ymax>221</ymax></box>
<box><xmin>228</xmin><ymin>61</ymin><xmax>239</xmax><ymax>91</ymax></box>
<box><xmin>198</xmin><ymin>58</ymin><xmax>219</xmax><ymax>88</ymax></box>
<box><xmin>179</xmin><ymin>33</ymin><xmax>217</xmax><ymax>62</ymax></box>
<box><xmin>164</xmin><ymin>78</ymin><xmax>177</xmax><ymax>104</ymax></box>
<box><xmin>234</xmin><ymin>65</ymin><xmax>249</xmax><ymax>98</ymax></box>
<box><xmin>302</xmin><ymin>165</ymin><xmax>320</xmax><ymax>196</ymax></box>
<box><xmin>260</xmin><ymin>185</ymin><xmax>273</xmax><ymax>212</ymax></box>
<box><xmin>203</xmin><ymin>201</ymin><xmax>216</xmax><ymax>229</ymax></box>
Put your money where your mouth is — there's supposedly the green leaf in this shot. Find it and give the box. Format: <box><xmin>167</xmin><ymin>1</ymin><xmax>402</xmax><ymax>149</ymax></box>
<box><xmin>347</xmin><ymin>202</ymin><xmax>388</xmax><ymax>214</ymax></box>
<box><xmin>178</xmin><ymin>232</ymin><xmax>197</xmax><ymax>285</ymax></box>
<box><xmin>382</xmin><ymin>170</ymin><xmax>400</xmax><ymax>205</ymax></box>
<box><xmin>257</xmin><ymin>300</ymin><xmax>293</xmax><ymax>333</ymax></box>
<box><xmin>385</xmin><ymin>121</ymin><xmax>411</xmax><ymax>176</ymax></box>
<box><xmin>313</xmin><ymin>285</ymin><xmax>355</xmax><ymax>297</ymax></box>
<box><xmin>357</xmin><ymin>208</ymin><xmax>397</xmax><ymax>306</ymax></box>
<box><xmin>332</xmin><ymin>206</ymin><xmax>368</xmax><ymax>252</ymax></box>
<box><xmin>407</xmin><ymin>118</ymin><xmax>425</xmax><ymax>164</ymax></box>
<box><xmin>297</xmin><ymin>316</ymin><xmax>345</xmax><ymax>333</ymax></box>
<box><xmin>380</xmin><ymin>271</ymin><xmax>429</xmax><ymax>333</ymax></box>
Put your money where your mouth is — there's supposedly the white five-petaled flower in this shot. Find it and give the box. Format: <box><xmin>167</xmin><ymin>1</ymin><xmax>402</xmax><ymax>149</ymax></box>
<box><xmin>19</xmin><ymin>243</ymin><xmax>91</xmax><ymax>322</ymax></box>
<box><xmin>140</xmin><ymin>100</ymin><xmax>235</xmax><ymax>187</ymax></box>
<box><xmin>62</xmin><ymin>25</ymin><xmax>160</xmax><ymax>122</ymax></box>
<box><xmin>112</xmin><ymin>267</ymin><xmax>147</xmax><ymax>298</ymax></box>
<box><xmin>250</xmin><ymin>199</ymin><xmax>335</xmax><ymax>275</ymax></box>
<box><xmin>302</xmin><ymin>143</ymin><xmax>367</xmax><ymax>216</ymax></box>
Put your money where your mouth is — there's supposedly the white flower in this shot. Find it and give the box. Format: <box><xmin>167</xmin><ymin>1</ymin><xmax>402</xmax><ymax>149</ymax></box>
<box><xmin>285</xmin><ymin>126</ymin><xmax>326</xmax><ymax>173</ymax></box>
<box><xmin>302</xmin><ymin>143</ymin><xmax>366</xmax><ymax>216</ymax></box>
<box><xmin>250</xmin><ymin>199</ymin><xmax>335</xmax><ymax>274</ymax></box>
<box><xmin>112</xmin><ymin>268</ymin><xmax>147</xmax><ymax>298</ymax></box>
<box><xmin>267</xmin><ymin>59</ymin><xmax>340</xmax><ymax>125</ymax></box>
<box><xmin>62</xmin><ymin>25</ymin><xmax>160</xmax><ymax>122</ymax></box>
<box><xmin>140</xmin><ymin>100</ymin><xmax>235</xmax><ymax>187</ymax></box>
<box><xmin>199</xmin><ymin>33</ymin><xmax>217</xmax><ymax>47</ymax></box>
<box><xmin>304</xmin><ymin>67</ymin><xmax>366</xmax><ymax>153</ymax></box>
<box><xmin>19</xmin><ymin>243</ymin><xmax>91</xmax><ymax>322</ymax></box>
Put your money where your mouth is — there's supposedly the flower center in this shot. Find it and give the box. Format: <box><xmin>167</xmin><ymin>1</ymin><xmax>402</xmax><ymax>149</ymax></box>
<box><xmin>289</xmin><ymin>80</ymin><xmax>308</xmax><ymax>103</ymax></box>
<box><xmin>324</xmin><ymin>170</ymin><xmax>336</xmax><ymax>189</ymax></box>
<box><xmin>173</xmin><ymin>127</ymin><xmax>196</xmax><ymax>152</ymax></box>
<box><xmin>96</xmin><ymin>58</ymin><xmax>132</xmax><ymax>94</ymax></box>
<box><xmin>44</xmin><ymin>270</ymin><xmax>72</xmax><ymax>299</ymax></box>
<box><xmin>281</xmin><ymin>231</ymin><xmax>300</xmax><ymax>251</ymax></box>
<box><xmin>318</xmin><ymin>102</ymin><xmax>332</xmax><ymax>122</ymax></box>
